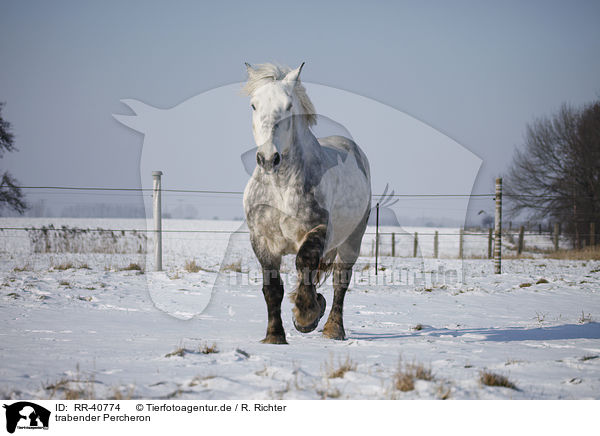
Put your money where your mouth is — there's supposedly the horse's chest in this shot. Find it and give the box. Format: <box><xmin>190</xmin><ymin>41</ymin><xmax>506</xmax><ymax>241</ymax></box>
<box><xmin>244</xmin><ymin>178</ymin><xmax>326</xmax><ymax>251</ymax></box>
<box><xmin>270</xmin><ymin>186</ymin><xmax>323</xmax><ymax>228</ymax></box>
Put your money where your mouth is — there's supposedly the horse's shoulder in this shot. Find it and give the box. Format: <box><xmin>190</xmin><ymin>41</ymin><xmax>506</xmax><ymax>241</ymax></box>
<box><xmin>317</xmin><ymin>135</ymin><xmax>370</xmax><ymax>179</ymax></box>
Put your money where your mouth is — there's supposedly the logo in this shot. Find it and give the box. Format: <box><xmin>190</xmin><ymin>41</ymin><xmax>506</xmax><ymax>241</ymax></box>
<box><xmin>3</xmin><ymin>402</ymin><xmax>50</xmax><ymax>434</ymax></box>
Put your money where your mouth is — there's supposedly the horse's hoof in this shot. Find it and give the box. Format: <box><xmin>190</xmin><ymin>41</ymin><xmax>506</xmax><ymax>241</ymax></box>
<box><xmin>317</xmin><ymin>293</ymin><xmax>326</xmax><ymax>318</ymax></box>
<box><xmin>293</xmin><ymin>293</ymin><xmax>326</xmax><ymax>333</ymax></box>
<box><xmin>261</xmin><ymin>335</ymin><xmax>288</xmax><ymax>344</ymax></box>
<box><xmin>293</xmin><ymin>316</ymin><xmax>320</xmax><ymax>333</ymax></box>
<box><xmin>323</xmin><ymin>322</ymin><xmax>346</xmax><ymax>340</ymax></box>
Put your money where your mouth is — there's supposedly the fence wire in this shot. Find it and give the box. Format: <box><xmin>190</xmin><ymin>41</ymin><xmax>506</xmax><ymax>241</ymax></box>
<box><xmin>3</xmin><ymin>184</ymin><xmax>596</xmax><ymax>258</ymax></box>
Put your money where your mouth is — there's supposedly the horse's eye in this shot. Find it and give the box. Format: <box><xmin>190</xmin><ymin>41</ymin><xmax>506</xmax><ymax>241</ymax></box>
<box><xmin>285</xmin><ymin>102</ymin><xmax>293</xmax><ymax>111</ymax></box>
<box><xmin>251</xmin><ymin>104</ymin><xmax>256</xmax><ymax>111</ymax></box>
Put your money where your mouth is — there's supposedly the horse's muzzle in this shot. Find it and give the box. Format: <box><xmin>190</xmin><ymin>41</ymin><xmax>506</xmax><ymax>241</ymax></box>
<box><xmin>257</xmin><ymin>151</ymin><xmax>281</xmax><ymax>172</ymax></box>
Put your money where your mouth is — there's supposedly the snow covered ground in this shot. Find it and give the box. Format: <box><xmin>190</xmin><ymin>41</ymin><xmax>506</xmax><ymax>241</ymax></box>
<box><xmin>1</xmin><ymin>218</ymin><xmax>599</xmax><ymax>399</ymax></box>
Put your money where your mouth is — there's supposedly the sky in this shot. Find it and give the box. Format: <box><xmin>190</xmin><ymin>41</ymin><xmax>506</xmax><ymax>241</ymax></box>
<box><xmin>1</xmin><ymin>0</ymin><xmax>599</xmax><ymax>222</ymax></box>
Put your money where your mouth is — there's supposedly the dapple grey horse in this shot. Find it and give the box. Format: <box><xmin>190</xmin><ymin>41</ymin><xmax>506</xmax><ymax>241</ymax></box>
<box><xmin>243</xmin><ymin>62</ymin><xmax>371</xmax><ymax>343</ymax></box>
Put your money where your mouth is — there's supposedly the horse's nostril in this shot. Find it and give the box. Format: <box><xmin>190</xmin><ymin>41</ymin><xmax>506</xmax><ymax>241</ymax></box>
<box><xmin>256</xmin><ymin>151</ymin><xmax>280</xmax><ymax>170</ymax></box>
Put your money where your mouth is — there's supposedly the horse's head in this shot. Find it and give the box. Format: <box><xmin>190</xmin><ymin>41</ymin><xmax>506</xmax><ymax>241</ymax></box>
<box><xmin>243</xmin><ymin>62</ymin><xmax>314</xmax><ymax>173</ymax></box>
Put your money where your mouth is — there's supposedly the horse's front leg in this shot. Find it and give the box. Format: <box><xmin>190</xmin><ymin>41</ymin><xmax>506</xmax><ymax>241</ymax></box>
<box><xmin>292</xmin><ymin>224</ymin><xmax>327</xmax><ymax>333</ymax></box>
<box><xmin>260</xmin><ymin>262</ymin><xmax>287</xmax><ymax>344</ymax></box>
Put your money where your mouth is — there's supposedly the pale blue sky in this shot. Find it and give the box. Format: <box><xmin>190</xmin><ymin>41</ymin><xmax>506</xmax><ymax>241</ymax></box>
<box><xmin>1</xmin><ymin>0</ymin><xmax>599</xmax><ymax>221</ymax></box>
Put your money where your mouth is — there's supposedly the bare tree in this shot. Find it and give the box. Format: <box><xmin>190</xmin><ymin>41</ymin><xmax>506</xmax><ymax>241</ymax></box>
<box><xmin>505</xmin><ymin>100</ymin><xmax>600</xmax><ymax>247</ymax></box>
<box><xmin>0</xmin><ymin>102</ymin><xmax>26</xmax><ymax>214</ymax></box>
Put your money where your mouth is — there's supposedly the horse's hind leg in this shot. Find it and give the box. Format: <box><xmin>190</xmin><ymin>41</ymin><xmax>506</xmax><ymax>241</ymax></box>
<box><xmin>292</xmin><ymin>224</ymin><xmax>327</xmax><ymax>333</ymax></box>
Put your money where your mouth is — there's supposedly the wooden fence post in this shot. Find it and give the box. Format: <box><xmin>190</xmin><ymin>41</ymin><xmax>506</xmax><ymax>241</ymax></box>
<box><xmin>434</xmin><ymin>231</ymin><xmax>439</xmax><ymax>259</ymax></box>
<box><xmin>413</xmin><ymin>232</ymin><xmax>418</xmax><ymax>258</ymax></box>
<box><xmin>494</xmin><ymin>177</ymin><xmax>502</xmax><ymax>274</ymax></box>
<box><xmin>553</xmin><ymin>222</ymin><xmax>559</xmax><ymax>251</ymax></box>
<box><xmin>459</xmin><ymin>228</ymin><xmax>464</xmax><ymax>259</ymax></box>
<box><xmin>391</xmin><ymin>232</ymin><xmax>395</xmax><ymax>257</ymax></box>
<box><xmin>517</xmin><ymin>226</ymin><xmax>524</xmax><ymax>255</ymax></box>
<box><xmin>375</xmin><ymin>203</ymin><xmax>379</xmax><ymax>275</ymax></box>
<box><xmin>488</xmin><ymin>228</ymin><xmax>493</xmax><ymax>259</ymax></box>
<box><xmin>152</xmin><ymin>170</ymin><xmax>163</xmax><ymax>272</ymax></box>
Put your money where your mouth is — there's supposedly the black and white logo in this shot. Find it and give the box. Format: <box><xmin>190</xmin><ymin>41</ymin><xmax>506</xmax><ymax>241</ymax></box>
<box><xmin>3</xmin><ymin>402</ymin><xmax>50</xmax><ymax>434</ymax></box>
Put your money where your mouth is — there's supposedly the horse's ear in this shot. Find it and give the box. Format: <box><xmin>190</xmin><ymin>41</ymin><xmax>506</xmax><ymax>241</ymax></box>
<box><xmin>245</xmin><ymin>62</ymin><xmax>254</xmax><ymax>75</ymax></box>
<box><xmin>283</xmin><ymin>62</ymin><xmax>305</xmax><ymax>84</ymax></box>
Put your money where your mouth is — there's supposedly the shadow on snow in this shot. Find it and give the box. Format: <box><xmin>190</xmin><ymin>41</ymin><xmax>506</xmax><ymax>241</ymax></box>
<box><xmin>351</xmin><ymin>322</ymin><xmax>600</xmax><ymax>342</ymax></box>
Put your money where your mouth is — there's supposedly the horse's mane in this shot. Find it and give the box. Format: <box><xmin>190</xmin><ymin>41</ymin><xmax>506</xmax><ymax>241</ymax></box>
<box><xmin>243</xmin><ymin>63</ymin><xmax>317</xmax><ymax>126</ymax></box>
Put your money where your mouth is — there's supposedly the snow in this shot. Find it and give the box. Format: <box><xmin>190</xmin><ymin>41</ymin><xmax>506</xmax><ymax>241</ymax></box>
<box><xmin>1</xmin><ymin>218</ymin><xmax>599</xmax><ymax>399</ymax></box>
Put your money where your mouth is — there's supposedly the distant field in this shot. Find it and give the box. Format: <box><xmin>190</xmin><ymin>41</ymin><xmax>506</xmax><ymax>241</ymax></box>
<box><xmin>0</xmin><ymin>217</ymin><xmax>569</xmax><ymax>262</ymax></box>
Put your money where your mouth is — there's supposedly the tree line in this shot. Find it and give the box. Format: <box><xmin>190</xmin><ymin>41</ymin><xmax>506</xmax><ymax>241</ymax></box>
<box><xmin>0</xmin><ymin>102</ymin><xmax>26</xmax><ymax>214</ymax></box>
<box><xmin>506</xmin><ymin>99</ymin><xmax>600</xmax><ymax>248</ymax></box>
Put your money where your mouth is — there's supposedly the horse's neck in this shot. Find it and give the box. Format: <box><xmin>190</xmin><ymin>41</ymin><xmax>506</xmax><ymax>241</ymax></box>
<box><xmin>288</xmin><ymin>119</ymin><xmax>322</xmax><ymax>173</ymax></box>
<box><xmin>266</xmin><ymin>118</ymin><xmax>322</xmax><ymax>194</ymax></box>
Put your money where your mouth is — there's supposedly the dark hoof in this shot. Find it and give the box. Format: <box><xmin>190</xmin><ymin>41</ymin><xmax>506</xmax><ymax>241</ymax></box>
<box><xmin>293</xmin><ymin>316</ymin><xmax>320</xmax><ymax>333</ymax></box>
<box><xmin>293</xmin><ymin>293</ymin><xmax>326</xmax><ymax>333</ymax></box>
<box><xmin>317</xmin><ymin>293</ymin><xmax>326</xmax><ymax>318</ymax></box>
<box><xmin>261</xmin><ymin>334</ymin><xmax>288</xmax><ymax>344</ymax></box>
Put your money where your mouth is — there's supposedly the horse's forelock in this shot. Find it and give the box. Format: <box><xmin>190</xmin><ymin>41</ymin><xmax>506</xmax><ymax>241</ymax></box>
<box><xmin>243</xmin><ymin>62</ymin><xmax>290</xmax><ymax>95</ymax></box>
<box><xmin>243</xmin><ymin>62</ymin><xmax>316</xmax><ymax>126</ymax></box>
